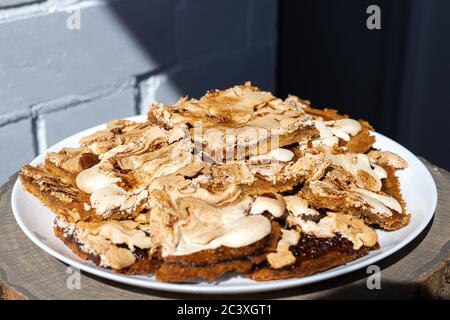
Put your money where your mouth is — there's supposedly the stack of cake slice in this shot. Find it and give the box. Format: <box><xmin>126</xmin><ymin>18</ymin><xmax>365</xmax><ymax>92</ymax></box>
<box><xmin>20</xmin><ymin>82</ymin><xmax>409</xmax><ymax>282</ymax></box>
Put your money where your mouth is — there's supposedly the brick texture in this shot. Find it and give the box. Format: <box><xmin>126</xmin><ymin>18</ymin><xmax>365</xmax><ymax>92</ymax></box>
<box><xmin>0</xmin><ymin>0</ymin><xmax>175</xmax><ymax>114</ymax></box>
<box><xmin>44</xmin><ymin>88</ymin><xmax>136</xmax><ymax>146</ymax></box>
<box><xmin>0</xmin><ymin>118</ymin><xmax>35</xmax><ymax>182</ymax></box>
<box><xmin>0</xmin><ymin>0</ymin><xmax>40</xmax><ymax>8</ymax></box>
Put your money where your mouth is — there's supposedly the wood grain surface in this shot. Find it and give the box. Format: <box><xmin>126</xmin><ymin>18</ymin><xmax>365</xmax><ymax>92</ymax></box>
<box><xmin>1</xmin><ymin>158</ymin><xmax>449</xmax><ymax>300</ymax></box>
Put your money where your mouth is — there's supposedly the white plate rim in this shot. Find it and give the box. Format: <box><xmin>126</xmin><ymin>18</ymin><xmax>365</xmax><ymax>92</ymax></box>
<box><xmin>11</xmin><ymin>115</ymin><xmax>438</xmax><ymax>294</ymax></box>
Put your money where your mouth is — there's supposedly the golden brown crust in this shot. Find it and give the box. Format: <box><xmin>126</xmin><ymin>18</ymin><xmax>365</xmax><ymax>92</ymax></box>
<box><xmin>249</xmin><ymin>233</ymin><xmax>379</xmax><ymax>281</ymax></box>
<box><xmin>304</xmin><ymin>106</ymin><xmax>348</xmax><ymax>120</ymax></box>
<box><xmin>44</xmin><ymin>148</ymin><xmax>100</xmax><ymax>185</ymax></box>
<box><xmin>344</xmin><ymin>120</ymin><xmax>375</xmax><ymax>154</ymax></box>
<box><xmin>148</xmin><ymin>83</ymin><xmax>319</xmax><ymax>162</ymax></box>
<box><xmin>250</xmin><ymin>248</ymin><xmax>370</xmax><ymax>281</ymax></box>
<box><xmin>54</xmin><ymin>224</ymin><xmax>100</xmax><ymax>264</ymax></box>
<box><xmin>155</xmin><ymin>221</ymin><xmax>281</xmax><ymax>282</ymax></box>
<box><xmin>119</xmin><ymin>258</ymin><xmax>162</xmax><ymax>275</ymax></box>
<box><xmin>54</xmin><ymin>223</ymin><xmax>162</xmax><ymax>275</ymax></box>
<box><xmin>19</xmin><ymin>166</ymin><xmax>139</xmax><ymax>223</ymax></box>
<box><xmin>380</xmin><ymin>164</ymin><xmax>410</xmax><ymax>230</ymax></box>
<box><xmin>301</xmin><ymin>182</ymin><xmax>407</xmax><ymax>231</ymax></box>
<box><xmin>20</xmin><ymin>166</ymin><xmax>94</xmax><ymax>223</ymax></box>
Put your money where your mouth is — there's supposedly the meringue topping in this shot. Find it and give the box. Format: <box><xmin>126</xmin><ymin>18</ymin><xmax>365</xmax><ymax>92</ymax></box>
<box><xmin>353</xmin><ymin>188</ymin><xmax>402</xmax><ymax>216</ymax></box>
<box><xmin>312</xmin><ymin>118</ymin><xmax>362</xmax><ymax>147</ymax></box>
<box><xmin>250</xmin><ymin>193</ymin><xmax>286</xmax><ymax>217</ymax></box>
<box><xmin>151</xmin><ymin>196</ymin><xmax>272</xmax><ymax>257</ymax></box>
<box><xmin>288</xmin><ymin>212</ymin><xmax>378</xmax><ymax>250</ymax></box>
<box><xmin>284</xmin><ymin>195</ymin><xmax>320</xmax><ymax>217</ymax></box>
<box><xmin>249</xmin><ymin>148</ymin><xmax>295</xmax><ymax>163</ymax></box>
<box><xmin>267</xmin><ymin>229</ymin><xmax>300</xmax><ymax>269</ymax></box>
<box><xmin>76</xmin><ymin>162</ymin><xmax>121</xmax><ymax>194</ymax></box>
<box><xmin>324</xmin><ymin>148</ymin><xmax>386</xmax><ymax>191</ymax></box>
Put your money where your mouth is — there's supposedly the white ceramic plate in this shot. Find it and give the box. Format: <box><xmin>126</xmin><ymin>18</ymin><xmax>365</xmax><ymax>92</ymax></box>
<box><xmin>11</xmin><ymin>115</ymin><xmax>437</xmax><ymax>294</ymax></box>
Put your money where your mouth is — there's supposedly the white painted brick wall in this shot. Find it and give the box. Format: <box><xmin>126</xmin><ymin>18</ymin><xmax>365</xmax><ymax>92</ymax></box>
<box><xmin>0</xmin><ymin>0</ymin><xmax>278</xmax><ymax>183</ymax></box>
<box><xmin>0</xmin><ymin>0</ymin><xmax>175</xmax><ymax>114</ymax></box>
<box><xmin>44</xmin><ymin>87</ymin><xmax>137</xmax><ymax>147</ymax></box>
<box><xmin>0</xmin><ymin>119</ymin><xmax>35</xmax><ymax>180</ymax></box>
<box><xmin>0</xmin><ymin>0</ymin><xmax>39</xmax><ymax>8</ymax></box>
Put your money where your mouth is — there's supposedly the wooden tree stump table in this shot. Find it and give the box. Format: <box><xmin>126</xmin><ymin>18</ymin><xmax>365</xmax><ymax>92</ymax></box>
<box><xmin>1</xmin><ymin>158</ymin><xmax>449</xmax><ymax>300</ymax></box>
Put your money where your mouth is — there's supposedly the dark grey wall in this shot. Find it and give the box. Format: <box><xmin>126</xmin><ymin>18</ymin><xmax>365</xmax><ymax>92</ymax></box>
<box><xmin>278</xmin><ymin>0</ymin><xmax>450</xmax><ymax>170</ymax></box>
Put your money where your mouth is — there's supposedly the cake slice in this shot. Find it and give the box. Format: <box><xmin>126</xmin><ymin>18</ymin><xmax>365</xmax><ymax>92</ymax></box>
<box><xmin>299</xmin><ymin>149</ymin><xmax>410</xmax><ymax>230</ymax></box>
<box><xmin>249</xmin><ymin>203</ymin><xmax>379</xmax><ymax>280</ymax></box>
<box><xmin>148</xmin><ymin>82</ymin><xmax>319</xmax><ymax>162</ymax></box>
<box><xmin>54</xmin><ymin>216</ymin><xmax>162</xmax><ymax>274</ymax></box>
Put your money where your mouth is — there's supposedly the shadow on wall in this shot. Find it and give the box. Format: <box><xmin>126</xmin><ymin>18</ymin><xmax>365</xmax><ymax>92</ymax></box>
<box><xmin>107</xmin><ymin>0</ymin><xmax>277</xmax><ymax>107</ymax></box>
<box><xmin>278</xmin><ymin>0</ymin><xmax>450</xmax><ymax>169</ymax></box>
